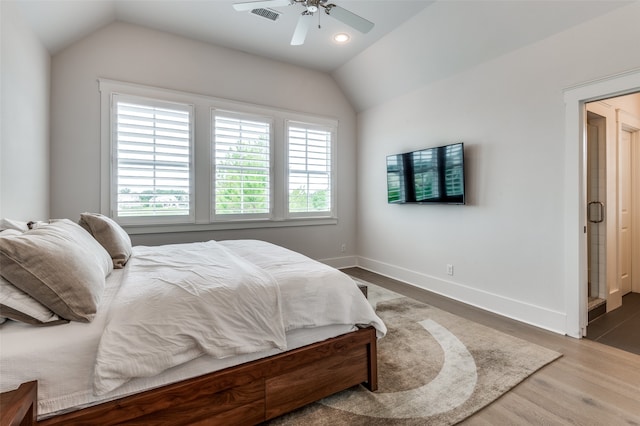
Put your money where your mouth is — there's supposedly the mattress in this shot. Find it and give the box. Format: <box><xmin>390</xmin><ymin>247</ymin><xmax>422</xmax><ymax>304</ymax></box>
<box><xmin>0</xmin><ymin>267</ymin><xmax>358</xmax><ymax>419</ymax></box>
<box><xmin>0</xmin><ymin>240</ymin><xmax>384</xmax><ymax>419</ymax></box>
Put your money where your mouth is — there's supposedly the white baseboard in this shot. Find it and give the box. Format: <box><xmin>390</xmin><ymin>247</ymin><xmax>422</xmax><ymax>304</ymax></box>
<box><xmin>357</xmin><ymin>256</ymin><xmax>568</xmax><ymax>335</ymax></box>
<box><xmin>320</xmin><ymin>255</ymin><xmax>358</xmax><ymax>269</ymax></box>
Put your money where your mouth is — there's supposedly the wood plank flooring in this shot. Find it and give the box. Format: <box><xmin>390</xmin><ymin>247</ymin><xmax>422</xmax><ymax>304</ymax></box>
<box><xmin>343</xmin><ymin>267</ymin><xmax>640</xmax><ymax>425</ymax></box>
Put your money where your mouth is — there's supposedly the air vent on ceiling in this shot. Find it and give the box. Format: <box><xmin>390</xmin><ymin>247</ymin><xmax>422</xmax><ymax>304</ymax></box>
<box><xmin>251</xmin><ymin>8</ymin><xmax>281</xmax><ymax>21</ymax></box>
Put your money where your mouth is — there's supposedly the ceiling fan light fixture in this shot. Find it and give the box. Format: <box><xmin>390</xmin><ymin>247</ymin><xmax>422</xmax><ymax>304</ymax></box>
<box><xmin>234</xmin><ymin>0</ymin><xmax>374</xmax><ymax>46</ymax></box>
<box><xmin>333</xmin><ymin>33</ymin><xmax>350</xmax><ymax>43</ymax></box>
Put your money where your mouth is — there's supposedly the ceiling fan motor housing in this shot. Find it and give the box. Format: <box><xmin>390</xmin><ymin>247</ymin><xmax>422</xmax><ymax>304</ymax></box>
<box><xmin>300</xmin><ymin>0</ymin><xmax>329</xmax><ymax>13</ymax></box>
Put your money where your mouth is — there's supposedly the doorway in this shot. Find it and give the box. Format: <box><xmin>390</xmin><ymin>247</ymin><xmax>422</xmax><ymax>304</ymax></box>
<box><xmin>563</xmin><ymin>70</ymin><xmax>640</xmax><ymax>339</ymax></box>
<box><xmin>584</xmin><ymin>93</ymin><xmax>640</xmax><ymax>350</ymax></box>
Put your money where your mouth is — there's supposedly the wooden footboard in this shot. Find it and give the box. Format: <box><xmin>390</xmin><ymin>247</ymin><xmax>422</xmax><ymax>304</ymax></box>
<box><xmin>2</xmin><ymin>327</ymin><xmax>377</xmax><ymax>426</ymax></box>
<box><xmin>0</xmin><ymin>381</ymin><xmax>37</xmax><ymax>426</ymax></box>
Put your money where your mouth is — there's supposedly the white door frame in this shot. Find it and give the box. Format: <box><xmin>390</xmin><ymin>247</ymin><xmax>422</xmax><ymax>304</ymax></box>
<box><xmin>563</xmin><ymin>68</ymin><xmax>640</xmax><ymax>338</ymax></box>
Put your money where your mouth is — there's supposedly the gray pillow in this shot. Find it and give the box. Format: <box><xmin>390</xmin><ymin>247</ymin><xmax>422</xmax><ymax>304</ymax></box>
<box><xmin>0</xmin><ymin>219</ymin><xmax>113</xmax><ymax>322</ymax></box>
<box><xmin>79</xmin><ymin>213</ymin><xmax>132</xmax><ymax>269</ymax></box>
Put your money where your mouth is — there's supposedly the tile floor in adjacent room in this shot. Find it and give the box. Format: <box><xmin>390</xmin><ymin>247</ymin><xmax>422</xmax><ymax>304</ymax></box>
<box><xmin>586</xmin><ymin>293</ymin><xmax>640</xmax><ymax>356</ymax></box>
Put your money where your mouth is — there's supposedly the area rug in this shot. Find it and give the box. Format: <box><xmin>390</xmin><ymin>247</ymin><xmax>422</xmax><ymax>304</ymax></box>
<box><xmin>266</xmin><ymin>280</ymin><xmax>562</xmax><ymax>425</ymax></box>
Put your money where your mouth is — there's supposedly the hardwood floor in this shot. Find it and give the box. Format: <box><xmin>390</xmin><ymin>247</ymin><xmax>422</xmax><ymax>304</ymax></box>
<box><xmin>343</xmin><ymin>268</ymin><xmax>640</xmax><ymax>425</ymax></box>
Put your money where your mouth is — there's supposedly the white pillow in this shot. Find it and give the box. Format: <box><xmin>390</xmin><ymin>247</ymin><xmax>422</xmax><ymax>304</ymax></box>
<box><xmin>0</xmin><ymin>218</ymin><xmax>29</xmax><ymax>232</ymax></box>
<box><xmin>0</xmin><ymin>276</ymin><xmax>64</xmax><ymax>325</ymax></box>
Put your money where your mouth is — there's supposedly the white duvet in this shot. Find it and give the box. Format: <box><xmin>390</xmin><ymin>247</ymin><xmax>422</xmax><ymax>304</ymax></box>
<box><xmin>94</xmin><ymin>240</ymin><xmax>385</xmax><ymax>395</ymax></box>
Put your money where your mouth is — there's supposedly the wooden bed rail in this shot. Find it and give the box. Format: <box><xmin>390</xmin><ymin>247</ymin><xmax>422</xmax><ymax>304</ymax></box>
<box><xmin>1</xmin><ymin>327</ymin><xmax>377</xmax><ymax>426</ymax></box>
<box><xmin>0</xmin><ymin>381</ymin><xmax>37</xmax><ymax>426</ymax></box>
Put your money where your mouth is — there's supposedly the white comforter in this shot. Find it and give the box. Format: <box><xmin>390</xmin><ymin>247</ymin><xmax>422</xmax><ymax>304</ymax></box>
<box><xmin>94</xmin><ymin>240</ymin><xmax>385</xmax><ymax>395</ymax></box>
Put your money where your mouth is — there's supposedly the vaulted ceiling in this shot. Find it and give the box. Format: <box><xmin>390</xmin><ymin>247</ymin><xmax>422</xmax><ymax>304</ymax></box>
<box><xmin>14</xmin><ymin>0</ymin><xmax>432</xmax><ymax>72</ymax></box>
<box><xmin>11</xmin><ymin>0</ymin><xmax>633</xmax><ymax>111</ymax></box>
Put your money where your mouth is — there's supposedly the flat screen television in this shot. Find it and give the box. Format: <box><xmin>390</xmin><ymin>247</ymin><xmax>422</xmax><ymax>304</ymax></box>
<box><xmin>387</xmin><ymin>142</ymin><xmax>465</xmax><ymax>205</ymax></box>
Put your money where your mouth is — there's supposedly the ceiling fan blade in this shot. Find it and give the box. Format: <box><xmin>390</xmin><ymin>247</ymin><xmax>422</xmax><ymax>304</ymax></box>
<box><xmin>233</xmin><ymin>0</ymin><xmax>291</xmax><ymax>12</ymax></box>
<box><xmin>291</xmin><ymin>13</ymin><xmax>313</xmax><ymax>46</ymax></box>
<box><xmin>326</xmin><ymin>4</ymin><xmax>374</xmax><ymax>34</ymax></box>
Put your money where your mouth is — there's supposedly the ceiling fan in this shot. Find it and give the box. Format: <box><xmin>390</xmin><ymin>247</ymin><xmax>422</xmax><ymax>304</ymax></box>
<box><xmin>233</xmin><ymin>0</ymin><xmax>375</xmax><ymax>46</ymax></box>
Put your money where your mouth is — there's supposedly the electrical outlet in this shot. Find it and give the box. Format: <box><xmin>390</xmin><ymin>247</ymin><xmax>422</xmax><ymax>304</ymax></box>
<box><xmin>447</xmin><ymin>264</ymin><xmax>454</xmax><ymax>276</ymax></box>
<box><xmin>340</xmin><ymin>243</ymin><xmax>347</xmax><ymax>253</ymax></box>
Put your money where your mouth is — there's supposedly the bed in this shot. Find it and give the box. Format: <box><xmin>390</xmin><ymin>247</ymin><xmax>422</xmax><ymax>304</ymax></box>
<box><xmin>0</xmin><ymin>215</ymin><xmax>386</xmax><ymax>425</ymax></box>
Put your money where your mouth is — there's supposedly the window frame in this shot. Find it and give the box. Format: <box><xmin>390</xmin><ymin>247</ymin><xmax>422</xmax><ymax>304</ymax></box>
<box><xmin>99</xmin><ymin>79</ymin><xmax>338</xmax><ymax>234</ymax></box>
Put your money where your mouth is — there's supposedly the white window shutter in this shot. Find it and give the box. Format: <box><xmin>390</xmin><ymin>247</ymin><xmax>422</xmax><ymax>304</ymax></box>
<box><xmin>287</xmin><ymin>122</ymin><xmax>333</xmax><ymax>215</ymax></box>
<box><xmin>113</xmin><ymin>95</ymin><xmax>193</xmax><ymax>223</ymax></box>
<box><xmin>213</xmin><ymin>112</ymin><xmax>272</xmax><ymax>218</ymax></box>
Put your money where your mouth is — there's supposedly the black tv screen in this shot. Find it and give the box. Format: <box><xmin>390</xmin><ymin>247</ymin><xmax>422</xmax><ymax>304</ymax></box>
<box><xmin>387</xmin><ymin>142</ymin><xmax>465</xmax><ymax>204</ymax></box>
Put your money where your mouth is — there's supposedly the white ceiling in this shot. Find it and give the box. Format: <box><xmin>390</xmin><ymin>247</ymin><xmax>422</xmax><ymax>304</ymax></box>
<box><xmin>14</xmin><ymin>0</ymin><xmax>433</xmax><ymax>72</ymax></box>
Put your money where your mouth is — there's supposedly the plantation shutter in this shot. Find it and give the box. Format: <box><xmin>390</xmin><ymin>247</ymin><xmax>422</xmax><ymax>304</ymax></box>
<box><xmin>213</xmin><ymin>112</ymin><xmax>272</xmax><ymax>218</ymax></box>
<box><xmin>287</xmin><ymin>122</ymin><xmax>333</xmax><ymax>216</ymax></box>
<box><xmin>113</xmin><ymin>95</ymin><xmax>193</xmax><ymax>223</ymax></box>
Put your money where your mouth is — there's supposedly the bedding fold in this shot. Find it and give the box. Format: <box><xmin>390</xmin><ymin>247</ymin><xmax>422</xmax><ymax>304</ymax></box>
<box><xmin>220</xmin><ymin>239</ymin><xmax>386</xmax><ymax>337</ymax></box>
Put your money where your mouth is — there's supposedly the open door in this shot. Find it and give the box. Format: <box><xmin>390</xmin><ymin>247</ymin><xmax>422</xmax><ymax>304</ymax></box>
<box><xmin>585</xmin><ymin>110</ymin><xmax>609</xmax><ymax>318</ymax></box>
<box><xmin>585</xmin><ymin>102</ymin><xmax>622</xmax><ymax>315</ymax></box>
<box><xmin>617</xmin><ymin>109</ymin><xmax>640</xmax><ymax>297</ymax></box>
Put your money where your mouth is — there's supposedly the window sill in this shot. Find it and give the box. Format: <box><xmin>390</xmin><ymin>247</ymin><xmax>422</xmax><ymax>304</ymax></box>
<box><xmin>123</xmin><ymin>217</ymin><xmax>338</xmax><ymax>235</ymax></box>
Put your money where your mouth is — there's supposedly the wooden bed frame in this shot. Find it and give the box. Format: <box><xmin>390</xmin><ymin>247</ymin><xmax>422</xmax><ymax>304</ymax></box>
<box><xmin>1</xmin><ymin>326</ymin><xmax>377</xmax><ymax>426</ymax></box>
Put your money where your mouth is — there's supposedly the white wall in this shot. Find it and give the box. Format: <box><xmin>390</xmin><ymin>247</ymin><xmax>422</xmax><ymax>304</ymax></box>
<box><xmin>49</xmin><ymin>22</ymin><xmax>357</xmax><ymax>261</ymax></box>
<box><xmin>0</xmin><ymin>1</ymin><xmax>50</xmax><ymax>220</ymax></box>
<box><xmin>350</xmin><ymin>2</ymin><xmax>640</xmax><ymax>333</ymax></box>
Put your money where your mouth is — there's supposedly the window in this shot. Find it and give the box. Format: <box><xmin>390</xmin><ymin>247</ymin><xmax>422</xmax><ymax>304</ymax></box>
<box><xmin>213</xmin><ymin>112</ymin><xmax>272</xmax><ymax>219</ymax></box>
<box><xmin>112</xmin><ymin>94</ymin><xmax>194</xmax><ymax>225</ymax></box>
<box><xmin>100</xmin><ymin>80</ymin><xmax>337</xmax><ymax>232</ymax></box>
<box><xmin>287</xmin><ymin>121</ymin><xmax>334</xmax><ymax>217</ymax></box>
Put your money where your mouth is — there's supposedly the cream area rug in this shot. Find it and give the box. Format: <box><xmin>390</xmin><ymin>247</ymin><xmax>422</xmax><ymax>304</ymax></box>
<box><xmin>266</xmin><ymin>280</ymin><xmax>562</xmax><ymax>425</ymax></box>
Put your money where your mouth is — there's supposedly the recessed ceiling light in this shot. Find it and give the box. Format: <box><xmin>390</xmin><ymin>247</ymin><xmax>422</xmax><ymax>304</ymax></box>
<box><xmin>333</xmin><ymin>33</ymin><xmax>350</xmax><ymax>44</ymax></box>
